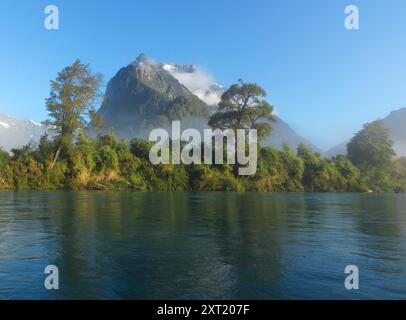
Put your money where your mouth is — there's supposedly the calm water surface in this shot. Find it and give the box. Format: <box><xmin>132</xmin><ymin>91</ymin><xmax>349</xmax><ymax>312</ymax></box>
<box><xmin>0</xmin><ymin>192</ymin><xmax>405</xmax><ymax>299</ymax></box>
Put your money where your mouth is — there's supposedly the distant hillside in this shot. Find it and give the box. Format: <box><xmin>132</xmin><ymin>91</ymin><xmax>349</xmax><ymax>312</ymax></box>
<box><xmin>383</xmin><ymin>108</ymin><xmax>406</xmax><ymax>156</ymax></box>
<box><xmin>326</xmin><ymin>107</ymin><xmax>406</xmax><ymax>157</ymax></box>
<box><xmin>264</xmin><ymin>117</ymin><xmax>320</xmax><ymax>152</ymax></box>
<box><xmin>325</xmin><ymin>141</ymin><xmax>348</xmax><ymax>157</ymax></box>
<box><xmin>95</xmin><ymin>54</ymin><xmax>209</xmax><ymax>139</ymax></box>
<box><xmin>0</xmin><ymin>113</ymin><xmax>46</xmax><ymax>152</ymax></box>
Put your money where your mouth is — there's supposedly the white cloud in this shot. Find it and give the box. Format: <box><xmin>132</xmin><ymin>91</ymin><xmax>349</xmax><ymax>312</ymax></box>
<box><xmin>164</xmin><ymin>65</ymin><xmax>223</xmax><ymax>106</ymax></box>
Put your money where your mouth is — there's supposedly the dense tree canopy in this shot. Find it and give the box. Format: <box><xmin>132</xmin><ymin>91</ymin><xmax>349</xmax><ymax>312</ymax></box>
<box><xmin>1</xmin><ymin>132</ymin><xmax>404</xmax><ymax>192</ymax></box>
<box><xmin>208</xmin><ymin>80</ymin><xmax>275</xmax><ymax>140</ymax></box>
<box><xmin>347</xmin><ymin>120</ymin><xmax>396</xmax><ymax>168</ymax></box>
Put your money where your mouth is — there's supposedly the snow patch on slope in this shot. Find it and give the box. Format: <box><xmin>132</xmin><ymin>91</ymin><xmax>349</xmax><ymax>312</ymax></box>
<box><xmin>0</xmin><ymin>121</ymin><xmax>11</xmax><ymax>128</ymax></box>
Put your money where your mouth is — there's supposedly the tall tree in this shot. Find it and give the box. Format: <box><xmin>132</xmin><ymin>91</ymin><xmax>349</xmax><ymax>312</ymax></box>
<box><xmin>347</xmin><ymin>120</ymin><xmax>395</xmax><ymax>168</ymax></box>
<box><xmin>44</xmin><ymin>59</ymin><xmax>103</xmax><ymax>169</ymax></box>
<box><xmin>0</xmin><ymin>148</ymin><xmax>9</xmax><ymax>170</ymax></box>
<box><xmin>208</xmin><ymin>80</ymin><xmax>275</xmax><ymax>140</ymax></box>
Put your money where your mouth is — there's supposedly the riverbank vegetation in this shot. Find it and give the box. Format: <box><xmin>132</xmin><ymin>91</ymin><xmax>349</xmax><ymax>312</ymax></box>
<box><xmin>0</xmin><ymin>131</ymin><xmax>405</xmax><ymax>192</ymax></box>
<box><xmin>1</xmin><ymin>60</ymin><xmax>405</xmax><ymax>192</ymax></box>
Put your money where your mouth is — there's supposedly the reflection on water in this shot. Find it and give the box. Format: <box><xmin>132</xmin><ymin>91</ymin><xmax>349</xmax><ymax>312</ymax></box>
<box><xmin>0</xmin><ymin>192</ymin><xmax>406</xmax><ymax>299</ymax></box>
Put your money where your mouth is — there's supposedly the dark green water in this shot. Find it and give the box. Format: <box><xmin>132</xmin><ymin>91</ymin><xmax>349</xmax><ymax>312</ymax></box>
<box><xmin>0</xmin><ymin>192</ymin><xmax>405</xmax><ymax>299</ymax></box>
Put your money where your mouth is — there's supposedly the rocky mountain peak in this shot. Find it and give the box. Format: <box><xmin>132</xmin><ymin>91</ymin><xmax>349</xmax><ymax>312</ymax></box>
<box><xmin>132</xmin><ymin>53</ymin><xmax>153</xmax><ymax>65</ymax></box>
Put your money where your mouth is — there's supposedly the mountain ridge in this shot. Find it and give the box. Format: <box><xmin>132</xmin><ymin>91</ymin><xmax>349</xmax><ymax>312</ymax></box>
<box><xmin>326</xmin><ymin>107</ymin><xmax>406</xmax><ymax>157</ymax></box>
<box><xmin>0</xmin><ymin>113</ymin><xmax>46</xmax><ymax>152</ymax></box>
<box><xmin>95</xmin><ymin>54</ymin><xmax>320</xmax><ymax>152</ymax></box>
<box><xmin>95</xmin><ymin>54</ymin><xmax>210</xmax><ymax>138</ymax></box>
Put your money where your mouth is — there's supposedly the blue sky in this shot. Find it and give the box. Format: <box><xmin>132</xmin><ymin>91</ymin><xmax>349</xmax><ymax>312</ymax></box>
<box><xmin>1</xmin><ymin>0</ymin><xmax>406</xmax><ymax>149</ymax></box>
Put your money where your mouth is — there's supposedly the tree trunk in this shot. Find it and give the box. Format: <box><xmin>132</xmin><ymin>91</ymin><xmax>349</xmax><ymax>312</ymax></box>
<box><xmin>49</xmin><ymin>145</ymin><xmax>62</xmax><ymax>170</ymax></box>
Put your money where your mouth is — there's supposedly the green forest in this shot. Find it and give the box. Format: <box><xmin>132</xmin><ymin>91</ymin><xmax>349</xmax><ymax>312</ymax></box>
<box><xmin>1</xmin><ymin>60</ymin><xmax>405</xmax><ymax>193</ymax></box>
